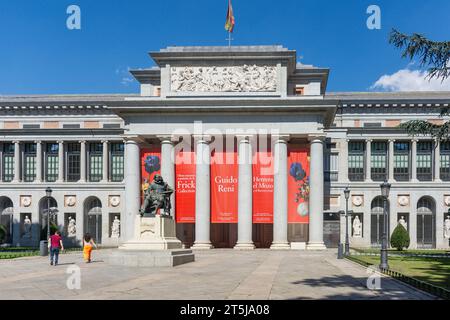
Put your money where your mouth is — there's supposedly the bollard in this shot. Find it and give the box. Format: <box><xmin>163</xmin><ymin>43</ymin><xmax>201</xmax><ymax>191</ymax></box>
<box><xmin>337</xmin><ymin>243</ymin><xmax>344</xmax><ymax>259</ymax></box>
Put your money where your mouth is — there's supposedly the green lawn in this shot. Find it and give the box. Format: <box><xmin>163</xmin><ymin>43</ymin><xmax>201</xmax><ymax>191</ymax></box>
<box><xmin>352</xmin><ymin>248</ymin><xmax>450</xmax><ymax>255</ymax></box>
<box><xmin>0</xmin><ymin>251</ymin><xmax>39</xmax><ymax>259</ymax></box>
<box><xmin>350</xmin><ymin>254</ymin><xmax>450</xmax><ymax>291</ymax></box>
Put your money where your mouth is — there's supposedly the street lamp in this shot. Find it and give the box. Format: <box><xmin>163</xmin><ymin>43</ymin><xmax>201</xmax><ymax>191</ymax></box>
<box><xmin>45</xmin><ymin>187</ymin><xmax>53</xmax><ymax>241</ymax></box>
<box><xmin>337</xmin><ymin>210</ymin><xmax>345</xmax><ymax>259</ymax></box>
<box><xmin>344</xmin><ymin>187</ymin><xmax>350</xmax><ymax>255</ymax></box>
<box><xmin>379</xmin><ymin>180</ymin><xmax>391</xmax><ymax>270</ymax></box>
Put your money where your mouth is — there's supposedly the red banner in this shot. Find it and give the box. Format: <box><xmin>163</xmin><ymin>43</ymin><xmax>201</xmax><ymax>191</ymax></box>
<box><xmin>175</xmin><ymin>151</ymin><xmax>196</xmax><ymax>223</ymax></box>
<box><xmin>287</xmin><ymin>146</ymin><xmax>310</xmax><ymax>224</ymax></box>
<box><xmin>140</xmin><ymin>146</ymin><xmax>161</xmax><ymax>203</ymax></box>
<box><xmin>252</xmin><ymin>149</ymin><xmax>274</xmax><ymax>224</ymax></box>
<box><xmin>211</xmin><ymin>151</ymin><xmax>238</xmax><ymax>223</ymax></box>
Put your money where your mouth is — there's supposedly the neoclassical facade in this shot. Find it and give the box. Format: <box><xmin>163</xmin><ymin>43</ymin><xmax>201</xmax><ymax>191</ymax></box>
<box><xmin>0</xmin><ymin>45</ymin><xmax>449</xmax><ymax>250</ymax></box>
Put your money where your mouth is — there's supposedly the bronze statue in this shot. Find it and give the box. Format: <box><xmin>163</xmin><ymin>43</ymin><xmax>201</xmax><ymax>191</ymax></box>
<box><xmin>140</xmin><ymin>175</ymin><xmax>174</xmax><ymax>217</ymax></box>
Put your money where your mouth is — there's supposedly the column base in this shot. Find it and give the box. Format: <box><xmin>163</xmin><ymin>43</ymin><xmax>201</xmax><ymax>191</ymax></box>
<box><xmin>388</xmin><ymin>179</ymin><xmax>395</xmax><ymax>183</ymax></box>
<box><xmin>192</xmin><ymin>242</ymin><xmax>214</xmax><ymax>250</ymax></box>
<box><xmin>364</xmin><ymin>179</ymin><xmax>373</xmax><ymax>183</ymax></box>
<box><xmin>306</xmin><ymin>242</ymin><xmax>327</xmax><ymax>250</ymax></box>
<box><xmin>411</xmin><ymin>179</ymin><xmax>419</xmax><ymax>183</ymax></box>
<box><xmin>434</xmin><ymin>179</ymin><xmax>442</xmax><ymax>183</ymax></box>
<box><xmin>270</xmin><ymin>242</ymin><xmax>291</xmax><ymax>250</ymax></box>
<box><xmin>233</xmin><ymin>242</ymin><xmax>255</xmax><ymax>250</ymax></box>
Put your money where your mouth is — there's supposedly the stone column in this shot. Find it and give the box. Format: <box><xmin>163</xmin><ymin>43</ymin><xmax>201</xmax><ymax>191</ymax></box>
<box><xmin>159</xmin><ymin>136</ymin><xmax>176</xmax><ymax>218</ymax></box>
<box><xmin>79</xmin><ymin>141</ymin><xmax>86</xmax><ymax>182</ymax></box>
<box><xmin>102</xmin><ymin>140</ymin><xmax>109</xmax><ymax>182</ymax></box>
<box><xmin>388</xmin><ymin>139</ymin><xmax>395</xmax><ymax>182</ymax></box>
<box><xmin>192</xmin><ymin>135</ymin><xmax>213</xmax><ymax>249</ymax></box>
<box><xmin>270</xmin><ymin>135</ymin><xmax>290</xmax><ymax>249</ymax></box>
<box><xmin>57</xmin><ymin>141</ymin><xmax>64</xmax><ymax>182</ymax></box>
<box><xmin>123</xmin><ymin>138</ymin><xmax>141</xmax><ymax>241</ymax></box>
<box><xmin>365</xmin><ymin>139</ymin><xmax>372</xmax><ymax>182</ymax></box>
<box><xmin>307</xmin><ymin>135</ymin><xmax>327</xmax><ymax>250</ymax></box>
<box><xmin>411</xmin><ymin>139</ymin><xmax>418</xmax><ymax>182</ymax></box>
<box><xmin>35</xmin><ymin>140</ymin><xmax>42</xmax><ymax>183</ymax></box>
<box><xmin>339</xmin><ymin>139</ymin><xmax>349</xmax><ymax>183</ymax></box>
<box><xmin>234</xmin><ymin>135</ymin><xmax>255</xmax><ymax>250</ymax></box>
<box><xmin>434</xmin><ymin>139</ymin><xmax>441</xmax><ymax>182</ymax></box>
<box><xmin>12</xmin><ymin>141</ymin><xmax>20</xmax><ymax>183</ymax></box>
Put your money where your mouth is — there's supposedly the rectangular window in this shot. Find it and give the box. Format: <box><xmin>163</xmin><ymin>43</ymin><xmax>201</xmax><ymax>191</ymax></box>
<box><xmin>324</xmin><ymin>152</ymin><xmax>339</xmax><ymax>182</ymax></box>
<box><xmin>348</xmin><ymin>142</ymin><xmax>365</xmax><ymax>181</ymax></box>
<box><xmin>66</xmin><ymin>143</ymin><xmax>81</xmax><ymax>182</ymax></box>
<box><xmin>89</xmin><ymin>143</ymin><xmax>103</xmax><ymax>182</ymax></box>
<box><xmin>23</xmin><ymin>143</ymin><xmax>36</xmax><ymax>182</ymax></box>
<box><xmin>110</xmin><ymin>142</ymin><xmax>124</xmax><ymax>182</ymax></box>
<box><xmin>371</xmin><ymin>141</ymin><xmax>387</xmax><ymax>181</ymax></box>
<box><xmin>417</xmin><ymin>141</ymin><xmax>432</xmax><ymax>181</ymax></box>
<box><xmin>441</xmin><ymin>141</ymin><xmax>450</xmax><ymax>181</ymax></box>
<box><xmin>45</xmin><ymin>143</ymin><xmax>59</xmax><ymax>182</ymax></box>
<box><xmin>2</xmin><ymin>143</ymin><xmax>14</xmax><ymax>182</ymax></box>
<box><xmin>394</xmin><ymin>142</ymin><xmax>410</xmax><ymax>181</ymax></box>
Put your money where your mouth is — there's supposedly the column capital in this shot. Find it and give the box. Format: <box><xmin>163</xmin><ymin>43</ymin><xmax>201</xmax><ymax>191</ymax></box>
<box><xmin>272</xmin><ymin>134</ymin><xmax>290</xmax><ymax>143</ymax></box>
<box><xmin>57</xmin><ymin>140</ymin><xmax>64</xmax><ymax>144</ymax></box>
<box><xmin>157</xmin><ymin>135</ymin><xmax>180</xmax><ymax>144</ymax></box>
<box><xmin>388</xmin><ymin>139</ymin><xmax>396</xmax><ymax>143</ymax></box>
<box><xmin>101</xmin><ymin>139</ymin><xmax>109</xmax><ymax>144</ymax></box>
<box><xmin>123</xmin><ymin>135</ymin><xmax>144</xmax><ymax>144</ymax></box>
<box><xmin>308</xmin><ymin>134</ymin><xmax>326</xmax><ymax>142</ymax></box>
<box><xmin>411</xmin><ymin>138</ymin><xmax>419</xmax><ymax>143</ymax></box>
<box><xmin>78</xmin><ymin>140</ymin><xmax>87</xmax><ymax>144</ymax></box>
<box><xmin>366</xmin><ymin>139</ymin><xmax>373</xmax><ymax>143</ymax></box>
<box><xmin>12</xmin><ymin>140</ymin><xmax>20</xmax><ymax>144</ymax></box>
<box><xmin>34</xmin><ymin>140</ymin><xmax>42</xmax><ymax>144</ymax></box>
<box><xmin>236</xmin><ymin>135</ymin><xmax>253</xmax><ymax>143</ymax></box>
<box><xmin>193</xmin><ymin>134</ymin><xmax>212</xmax><ymax>143</ymax></box>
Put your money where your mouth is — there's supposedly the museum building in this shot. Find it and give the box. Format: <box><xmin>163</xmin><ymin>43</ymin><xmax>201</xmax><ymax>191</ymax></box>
<box><xmin>0</xmin><ymin>45</ymin><xmax>449</xmax><ymax>250</ymax></box>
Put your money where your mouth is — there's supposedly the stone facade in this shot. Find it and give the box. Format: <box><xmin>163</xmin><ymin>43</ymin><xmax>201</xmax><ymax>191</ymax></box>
<box><xmin>0</xmin><ymin>45</ymin><xmax>449</xmax><ymax>250</ymax></box>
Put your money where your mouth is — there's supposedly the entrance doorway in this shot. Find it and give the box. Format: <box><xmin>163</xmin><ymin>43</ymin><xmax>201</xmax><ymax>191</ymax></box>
<box><xmin>371</xmin><ymin>196</ymin><xmax>389</xmax><ymax>247</ymax></box>
<box><xmin>417</xmin><ymin>197</ymin><xmax>436</xmax><ymax>248</ymax></box>
<box><xmin>253</xmin><ymin>224</ymin><xmax>273</xmax><ymax>248</ymax></box>
<box><xmin>84</xmin><ymin>197</ymin><xmax>102</xmax><ymax>244</ymax></box>
<box><xmin>210</xmin><ymin>223</ymin><xmax>237</xmax><ymax>248</ymax></box>
<box><xmin>323</xmin><ymin>212</ymin><xmax>340</xmax><ymax>248</ymax></box>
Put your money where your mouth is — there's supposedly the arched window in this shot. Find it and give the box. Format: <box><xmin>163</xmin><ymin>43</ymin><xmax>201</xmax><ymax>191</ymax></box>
<box><xmin>417</xmin><ymin>197</ymin><xmax>435</xmax><ymax>248</ymax></box>
<box><xmin>0</xmin><ymin>197</ymin><xmax>14</xmax><ymax>243</ymax></box>
<box><xmin>371</xmin><ymin>196</ymin><xmax>389</xmax><ymax>246</ymax></box>
<box><xmin>84</xmin><ymin>197</ymin><xmax>102</xmax><ymax>244</ymax></box>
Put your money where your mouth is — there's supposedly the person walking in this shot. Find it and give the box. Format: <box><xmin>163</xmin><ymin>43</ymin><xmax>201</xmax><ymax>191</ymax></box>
<box><xmin>49</xmin><ymin>231</ymin><xmax>64</xmax><ymax>266</ymax></box>
<box><xmin>83</xmin><ymin>233</ymin><xmax>97</xmax><ymax>263</ymax></box>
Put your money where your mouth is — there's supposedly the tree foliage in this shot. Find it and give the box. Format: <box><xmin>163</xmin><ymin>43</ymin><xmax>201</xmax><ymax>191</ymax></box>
<box><xmin>390</xmin><ymin>225</ymin><xmax>410</xmax><ymax>251</ymax></box>
<box><xmin>391</xmin><ymin>29</ymin><xmax>450</xmax><ymax>139</ymax></box>
<box><xmin>390</xmin><ymin>29</ymin><xmax>450</xmax><ymax>80</ymax></box>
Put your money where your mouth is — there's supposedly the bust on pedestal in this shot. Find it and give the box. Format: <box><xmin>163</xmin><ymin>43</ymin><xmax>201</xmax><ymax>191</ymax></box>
<box><xmin>109</xmin><ymin>175</ymin><xmax>194</xmax><ymax>267</ymax></box>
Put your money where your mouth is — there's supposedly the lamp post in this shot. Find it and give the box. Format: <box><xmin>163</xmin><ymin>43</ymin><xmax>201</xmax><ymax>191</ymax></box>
<box><xmin>337</xmin><ymin>210</ymin><xmax>345</xmax><ymax>259</ymax></box>
<box><xmin>344</xmin><ymin>187</ymin><xmax>350</xmax><ymax>255</ymax></box>
<box><xmin>380</xmin><ymin>180</ymin><xmax>391</xmax><ymax>270</ymax></box>
<box><xmin>45</xmin><ymin>187</ymin><xmax>53</xmax><ymax>241</ymax></box>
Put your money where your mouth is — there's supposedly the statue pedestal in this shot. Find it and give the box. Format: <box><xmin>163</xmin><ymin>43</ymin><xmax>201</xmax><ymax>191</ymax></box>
<box><xmin>108</xmin><ymin>215</ymin><xmax>195</xmax><ymax>267</ymax></box>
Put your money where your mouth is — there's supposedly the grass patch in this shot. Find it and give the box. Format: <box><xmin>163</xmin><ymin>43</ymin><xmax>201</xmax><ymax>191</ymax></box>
<box><xmin>0</xmin><ymin>251</ymin><xmax>39</xmax><ymax>259</ymax></box>
<box><xmin>349</xmin><ymin>254</ymin><xmax>450</xmax><ymax>291</ymax></box>
<box><xmin>352</xmin><ymin>247</ymin><xmax>450</xmax><ymax>255</ymax></box>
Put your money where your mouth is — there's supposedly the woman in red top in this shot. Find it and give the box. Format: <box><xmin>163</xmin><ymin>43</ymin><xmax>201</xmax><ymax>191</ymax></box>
<box><xmin>49</xmin><ymin>231</ymin><xmax>64</xmax><ymax>266</ymax></box>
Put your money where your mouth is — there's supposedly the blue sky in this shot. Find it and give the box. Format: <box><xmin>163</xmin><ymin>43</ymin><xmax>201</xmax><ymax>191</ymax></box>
<box><xmin>0</xmin><ymin>0</ymin><xmax>449</xmax><ymax>95</ymax></box>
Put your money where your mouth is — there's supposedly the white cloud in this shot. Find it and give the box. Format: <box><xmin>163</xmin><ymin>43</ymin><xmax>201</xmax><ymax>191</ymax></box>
<box><xmin>371</xmin><ymin>68</ymin><xmax>450</xmax><ymax>92</ymax></box>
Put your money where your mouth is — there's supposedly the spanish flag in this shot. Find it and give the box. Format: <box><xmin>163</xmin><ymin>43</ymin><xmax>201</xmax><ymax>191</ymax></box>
<box><xmin>225</xmin><ymin>0</ymin><xmax>235</xmax><ymax>33</ymax></box>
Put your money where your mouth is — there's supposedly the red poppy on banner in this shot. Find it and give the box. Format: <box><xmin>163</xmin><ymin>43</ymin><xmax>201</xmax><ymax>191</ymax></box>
<box><xmin>175</xmin><ymin>151</ymin><xmax>196</xmax><ymax>223</ymax></box>
<box><xmin>252</xmin><ymin>150</ymin><xmax>274</xmax><ymax>224</ymax></box>
<box><xmin>287</xmin><ymin>146</ymin><xmax>310</xmax><ymax>224</ymax></box>
<box><xmin>211</xmin><ymin>151</ymin><xmax>238</xmax><ymax>223</ymax></box>
<box><xmin>140</xmin><ymin>146</ymin><xmax>161</xmax><ymax>203</ymax></box>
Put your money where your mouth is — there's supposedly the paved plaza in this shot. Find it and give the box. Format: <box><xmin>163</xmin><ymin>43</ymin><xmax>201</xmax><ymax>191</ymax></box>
<box><xmin>0</xmin><ymin>249</ymin><xmax>435</xmax><ymax>300</ymax></box>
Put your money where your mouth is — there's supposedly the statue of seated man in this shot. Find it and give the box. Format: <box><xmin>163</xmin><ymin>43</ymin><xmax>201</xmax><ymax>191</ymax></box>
<box><xmin>140</xmin><ymin>175</ymin><xmax>174</xmax><ymax>218</ymax></box>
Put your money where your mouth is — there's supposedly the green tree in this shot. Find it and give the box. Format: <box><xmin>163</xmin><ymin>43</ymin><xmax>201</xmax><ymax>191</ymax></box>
<box><xmin>390</xmin><ymin>29</ymin><xmax>450</xmax><ymax>140</ymax></box>
<box><xmin>390</xmin><ymin>224</ymin><xmax>410</xmax><ymax>251</ymax></box>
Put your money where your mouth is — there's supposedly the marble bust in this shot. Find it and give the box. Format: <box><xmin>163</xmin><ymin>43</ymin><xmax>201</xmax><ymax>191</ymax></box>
<box><xmin>352</xmin><ymin>216</ymin><xmax>362</xmax><ymax>238</ymax></box>
<box><xmin>23</xmin><ymin>216</ymin><xmax>31</xmax><ymax>238</ymax></box>
<box><xmin>398</xmin><ymin>216</ymin><xmax>408</xmax><ymax>230</ymax></box>
<box><xmin>67</xmin><ymin>217</ymin><xmax>76</xmax><ymax>237</ymax></box>
<box><xmin>111</xmin><ymin>216</ymin><xmax>120</xmax><ymax>238</ymax></box>
<box><xmin>444</xmin><ymin>216</ymin><xmax>450</xmax><ymax>239</ymax></box>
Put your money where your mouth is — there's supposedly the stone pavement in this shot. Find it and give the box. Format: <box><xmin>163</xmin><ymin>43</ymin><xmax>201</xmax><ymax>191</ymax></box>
<box><xmin>0</xmin><ymin>249</ymin><xmax>435</xmax><ymax>300</ymax></box>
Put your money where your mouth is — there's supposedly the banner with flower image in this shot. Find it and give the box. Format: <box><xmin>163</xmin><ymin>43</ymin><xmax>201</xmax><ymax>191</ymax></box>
<box><xmin>140</xmin><ymin>146</ymin><xmax>161</xmax><ymax>204</ymax></box>
<box><xmin>287</xmin><ymin>146</ymin><xmax>310</xmax><ymax>223</ymax></box>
